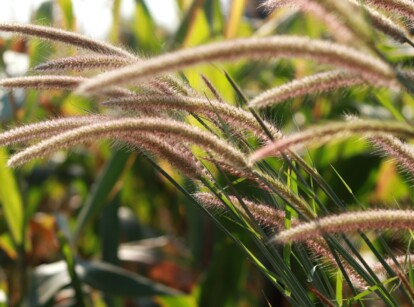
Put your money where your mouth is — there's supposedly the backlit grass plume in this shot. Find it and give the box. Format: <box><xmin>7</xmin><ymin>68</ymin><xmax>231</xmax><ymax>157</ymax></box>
<box><xmin>249</xmin><ymin>120</ymin><xmax>414</xmax><ymax>162</ymax></box>
<box><xmin>77</xmin><ymin>36</ymin><xmax>395</xmax><ymax>94</ymax></box>
<box><xmin>0</xmin><ymin>23</ymin><xmax>136</xmax><ymax>58</ymax></box>
<box><xmin>273</xmin><ymin>209</ymin><xmax>414</xmax><ymax>243</ymax></box>
<box><xmin>6</xmin><ymin>118</ymin><xmax>249</xmax><ymax>169</ymax></box>
<box><xmin>369</xmin><ymin>134</ymin><xmax>414</xmax><ymax>178</ymax></box>
<box><xmin>102</xmin><ymin>94</ymin><xmax>281</xmax><ymax>140</ymax></box>
<box><xmin>33</xmin><ymin>55</ymin><xmax>135</xmax><ymax>72</ymax></box>
<box><xmin>249</xmin><ymin>70</ymin><xmax>377</xmax><ymax>109</ymax></box>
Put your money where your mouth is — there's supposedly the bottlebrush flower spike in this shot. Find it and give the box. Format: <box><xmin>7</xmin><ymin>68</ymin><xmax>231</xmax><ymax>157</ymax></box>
<box><xmin>273</xmin><ymin>209</ymin><xmax>414</xmax><ymax>243</ymax></box>
<box><xmin>0</xmin><ymin>75</ymin><xmax>86</xmax><ymax>90</ymax></box>
<box><xmin>0</xmin><ymin>75</ymin><xmax>135</xmax><ymax>97</ymax></box>
<box><xmin>116</xmin><ymin>134</ymin><xmax>211</xmax><ymax>180</ymax></box>
<box><xmin>263</xmin><ymin>0</ymin><xmax>373</xmax><ymax>45</ymax></box>
<box><xmin>34</xmin><ymin>55</ymin><xmax>135</xmax><ymax>72</ymax></box>
<box><xmin>195</xmin><ymin>192</ymin><xmax>286</xmax><ymax>230</ymax></box>
<box><xmin>0</xmin><ymin>116</ymin><xmax>106</xmax><ymax>146</ymax></box>
<box><xmin>6</xmin><ymin>117</ymin><xmax>249</xmax><ymax>169</ymax></box>
<box><xmin>264</xmin><ymin>0</ymin><xmax>414</xmax><ymax>46</ymax></box>
<box><xmin>0</xmin><ymin>23</ymin><xmax>136</xmax><ymax>59</ymax></box>
<box><xmin>249</xmin><ymin>120</ymin><xmax>414</xmax><ymax>163</ymax></box>
<box><xmin>371</xmin><ymin>254</ymin><xmax>414</xmax><ymax>277</ymax></box>
<box><xmin>102</xmin><ymin>94</ymin><xmax>281</xmax><ymax>141</ymax></box>
<box><xmin>364</xmin><ymin>0</ymin><xmax>414</xmax><ymax>20</ymax></box>
<box><xmin>354</xmin><ymin>2</ymin><xmax>414</xmax><ymax>45</ymax></box>
<box><xmin>76</xmin><ymin>36</ymin><xmax>395</xmax><ymax>95</ymax></box>
<box><xmin>369</xmin><ymin>134</ymin><xmax>414</xmax><ymax>178</ymax></box>
<box><xmin>197</xmin><ymin>191</ymin><xmax>367</xmax><ymax>288</ymax></box>
<box><xmin>248</xmin><ymin>70</ymin><xmax>390</xmax><ymax>109</ymax></box>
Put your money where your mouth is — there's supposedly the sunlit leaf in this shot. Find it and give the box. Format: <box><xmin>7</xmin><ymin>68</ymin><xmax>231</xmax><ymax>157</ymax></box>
<box><xmin>0</xmin><ymin>148</ymin><xmax>23</xmax><ymax>247</ymax></box>
<box><xmin>225</xmin><ymin>0</ymin><xmax>246</xmax><ymax>38</ymax></box>
<box><xmin>57</xmin><ymin>0</ymin><xmax>74</xmax><ymax>30</ymax></box>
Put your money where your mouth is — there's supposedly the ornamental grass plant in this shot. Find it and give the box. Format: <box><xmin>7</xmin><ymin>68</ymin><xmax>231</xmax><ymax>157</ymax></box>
<box><xmin>2</xmin><ymin>0</ymin><xmax>414</xmax><ymax>306</ymax></box>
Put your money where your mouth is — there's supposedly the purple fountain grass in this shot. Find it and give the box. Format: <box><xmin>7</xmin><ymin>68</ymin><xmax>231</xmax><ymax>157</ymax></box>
<box><xmin>353</xmin><ymin>2</ymin><xmax>414</xmax><ymax>45</ymax></box>
<box><xmin>369</xmin><ymin>134</ymin><xmax>414</xmax><ymax>178</ymax></box>
<box><xmin>371</xmin><ymin>254</ymin><xmax>414</xmax><ymax>277</ymax></box>
<box><xmin>33</xmin><ymin>55</ymin><xmax>135</xmax><ymax>72</ymax></box>
<box><xmin>197</xmin><ymin>191</ymin><xmax>367</xmax><ymax>288</ymax></box>
<box><xmin>248</xmin><ymin>70</ymin><xmax>387</xmax><ymax>109</ymax></box>
<box><xmin>273</xmin><ymin>209</ymin><xmax>414</xmax><ymax>243</ymax></box>
<box><xmin>364</xmin><ymin>0</ymin><xmax>414</xmax><ymax>20</ymax></box>
<box><xmin>199</xmin><ymin>160</ymin><xmax>315</xmax><ymax>218</ymax></box>
<box><xmin>195</xmin><ymin>191</ymin><xmax>286</xmax><ymax>230</ymax></box>
<box><xmin>0</xmin><ymin>75</ymin><xmax>135</xmax><ymax>97</ymax></box>
<box><xmin>0</xmin><ymin>116</ymin><xmax>106</xmax><ymax>146</ymax></box>
<box><xmin>0</xmin><ymin>75</ymin><xmax>85</xmax><ymax>90</ymax></box>
<box><xmin>304</xmin><ymin>239</ymin><xmax>368</xmax><ymax>289</ymax></box>
<box><xmin>264</xmin><ymin>0</ymin><xmax>413</xmax><ymax>46</ymax></box>
<box><xmin>76</xmin><ymin>36</ymin><xmax>395</xmax><ymax>95</ymax></box>
<box><xmin>102</xmin><ymin>94</ymin><xmax>281</xmax><ymax>141</ymax></box>
<box><xmin>0</xmin><ymin>23</ymin><xmax>136</xmax><ymax>59</ymax></box>
<box><xmin>249</xmin><ymin>120</ymin><xmax>414</xmax><ymax>163</ymax></box>
<box><xmin>5</xmin><ymin>117</ymin><xmax>249</xmax><ymax>169</ymax></box>
<box><xmin>116</xmin><ymin>134</ymin><xmax>211</xmax><ymax>180</ymax></box>
<box><xmin>263</xmin><ymin>0</ymin><xmax>373</xmax><ymax>45</ymax></box>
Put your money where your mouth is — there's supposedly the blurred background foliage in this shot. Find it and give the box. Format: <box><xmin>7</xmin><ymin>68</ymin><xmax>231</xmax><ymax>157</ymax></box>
<box><xmin>0</xmin><ymin>0</ymin><xmax>413</xmax><ymax>306</ymax></box>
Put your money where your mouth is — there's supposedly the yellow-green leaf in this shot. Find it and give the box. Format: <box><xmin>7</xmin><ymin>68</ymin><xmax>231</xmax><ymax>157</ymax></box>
<box><xmin>57</xmin><ymin>0</ymin><xmax>74</xmax><ymax>30</ymax></box>
<box><xmin>0</xmin><ymin>148</ymin><xmax>23</xmax><ymax>246</ymax></box>
<box><xmin>225</xmin><ymin>0</ymin><xmax>246</xmax><ymax>38</ymax></box>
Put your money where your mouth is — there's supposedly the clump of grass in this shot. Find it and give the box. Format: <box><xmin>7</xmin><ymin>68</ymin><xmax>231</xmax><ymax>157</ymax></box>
<box><xmin>2</xmin><ymin>7</ymin><xmax>414</xmax><ymax>304</ymax></box>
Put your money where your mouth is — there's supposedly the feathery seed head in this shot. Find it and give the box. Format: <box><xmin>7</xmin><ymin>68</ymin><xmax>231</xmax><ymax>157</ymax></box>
<box><xmin>76</xmin><ymin>36</ymin><xmax>395</xmax><ymax>95</ymax></box>
<box><xmin>249</xmin><ymin>120</ymin><xmax>414</xmax><ymax>163</ymax></box>
<box><xmin>273</xmin><ymin>209</ymin><xmax>414</xmax><ymax>243</ymax></box>
<box><xmin>6</xmin><ymin>117</ymin><xmax>249</xmax><ymax>169</ymax></box>
<box><xmin>195</xmin><ymin>192</ymin><xmax>286</xmax><ymax>230</ymax></box>
<box><xmin>248</xmin><ymin>70</ymin><xmax>389</xmax><ymax>109</ymax></box>
<box><xmin>0</xmin><ymin>23</ymin><xmax>136</xmax><ymax>59</ymax></box>
<box><xmin>34</xmin><ymin>55</ymin><xmax>135</xmax><ymax>72</ymax></box>
<box><xmin>102</xmin><ymin>94</ymin><xmax>281</xmax><ymax>141</ymax></box>
<box><xmin>0</xmin><ymin>75</ymin><xmax>135</xmax><ymax>97</ymax></box>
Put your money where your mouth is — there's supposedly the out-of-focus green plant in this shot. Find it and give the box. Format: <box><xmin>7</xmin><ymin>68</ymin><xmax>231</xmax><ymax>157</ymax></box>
<box><xmin>2</xmin><ymin>0</ymin><xmax>414</xmax><ymax>306</ymax></box>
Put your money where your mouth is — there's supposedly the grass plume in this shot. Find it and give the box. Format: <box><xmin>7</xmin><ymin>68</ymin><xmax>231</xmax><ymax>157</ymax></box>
<box><xmin>273</xmin><ymin>209</ymin><xmax>414</xmax><ymax>243</ymax></box>
<box><xmin>117</xmin><ymin>134</ymin><xmax>210</xmax><ymax>180</ymax></box>
<box><xmin>0</xmin><ymin>23</ymin><xmax>135</xmax><ymax>59</ymax></box>
<box><xmin>249</xmin><ymin>120</ymin><xmax>414</xmax><ymax>162</ymax></box>
<box><xmin>195</xmin><ymin>192</ymin><xmax>286</xmax><ymax>230</ymax></box>
<box><xmin>0</xmin><ymin>75</ymin><xmax>134</xmax><ymax>97</ymax></box>
<box><xmin>102</xmin><ymin>94</ymin><xmax>281</xmax><ymax>140</ymax></box>
<box><xmin>263</xmin><ymin>0</ymin><xmax>374</xmax><ymax>45</ymax></box>
<box><xmin>249</xmin><ymin>70</ymin><xmax>379</xmax><ymax>109</ymax></box>
<box><xmin>369</xmin><ymin>134</ymin><xmax>414</xmax><ymax>178</ymax></box>
<box><xmin>364</xmin><ymin>0</ymin><xmax>414</xmax><ymax>20</ymax></box>
<box><xmin>34</xmin><ymin>55</ymin><xmax>135</xmax><ymax>72</ymax></box>
<box><xmin>5</xmin><ymin>117</ymin><xmax>248</xmax><ymax>169</ymax></box>
<box><xmin>0</xmin><ymin>116</ymin><xmax>105</xmax><ymax>146</ymax></box>
<box><xmin>76</xmin><ymin>36</ymin><xmax>394</xmax><ymax>94</ymax></box>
